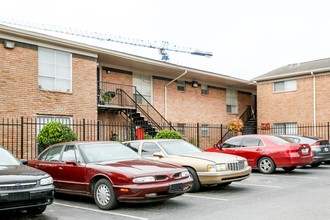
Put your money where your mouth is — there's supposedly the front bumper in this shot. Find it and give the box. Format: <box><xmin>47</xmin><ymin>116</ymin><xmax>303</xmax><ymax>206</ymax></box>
<box><xmin>197</xmin><ymin>166</ymin><xmax>252</xmax><ymax>185</ymax></box>
<box><xmin>113</xmin><ymin>177</ymin><xmax>193</xmax><ymax>203</ymax></box>
<box><xmin>0</xmin><ymin>185</ymin><xmax>54</xmax><ymax>211</ymax></box>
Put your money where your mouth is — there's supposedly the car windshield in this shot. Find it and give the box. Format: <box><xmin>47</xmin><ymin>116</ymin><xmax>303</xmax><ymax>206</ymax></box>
<box><xmin>158</xmin><ymin>140</ymin><xmax>202</xmax><ymax>155</ymax></box>
<box><xmin>0</xmin><ymin>147</ymin><xmax>21</xmax><ymax>166</ymax></box>
<box><xmin>79</xmin><ymin>143</ymin><xmax>141</xmax><ymax>163</ymax></box>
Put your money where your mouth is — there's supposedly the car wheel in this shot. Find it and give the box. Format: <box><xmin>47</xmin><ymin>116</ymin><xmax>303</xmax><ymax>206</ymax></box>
<box><xmin>258</xmin><ymin>157</ymin><xmax>276</xmax><ymax>174</ymax></box>
<box><xmin>186</xmin><ymin>167</ymin><xmax>201</xmax><ymax>193</ymax></box>
<box><xmin>94</xmin><ymin>179</ymin><xmax>118</xmax><ymax>210</ymax></box>
<box><xmin>311</xmin><ymin>162</ymin><xmax>322</xmax><ymax>168</ymax></box>
<box><xmin>26</xmin><ymin>205</ymin><xmax>47</xmax><ymax>214</ymax></box>
<box><xmin>282</xmin><ymin>166</ymin><xmax>296</xmax><ymax>172</ymax></box>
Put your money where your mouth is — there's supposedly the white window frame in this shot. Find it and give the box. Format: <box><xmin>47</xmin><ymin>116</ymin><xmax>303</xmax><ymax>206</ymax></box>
<box><xmin>201</xmin><ymin>124</ymin><xmax>209</xmax><ymax>137</ymax></box>
<box><xmin>177</xmin><ymin>80</ymin><xmax>185</xmax><ymax>91</ymax></box>
<box><xmin>38</xmin><ymin>47</ymin><xmax>72</xmax><ymax>92</ymax></box>
<box><xmin>226</xmin><ymin>89</ymin><xmax>238</xmax><ymax>114</ymax></box>
<box><xmin>201</xmin><ymin>84</ymin><xmax>208</xmax><ymax>95</ymax></box>
<box><xmin>37</xmin><ymin>115</ymin><xmax>73</xmax><ymax>136</ymax></box>
<box><xmin>177</xmin><ymin>123</ymin><xmax>186</xmax><ymax>136</ymax></box>
<box><xmin>273</xmin><ymin>122</ymin><xmax>297</xmax><ymax>135</ymax></box>
<box><xmin>133</xmin><ymin>74</ymin><xmax>152</xmax><ymax>104</ymax></box>
<box><xmin>273</xmin><ymin>80</ymin><xmax>296</xmax><ymax>92</ymax></box>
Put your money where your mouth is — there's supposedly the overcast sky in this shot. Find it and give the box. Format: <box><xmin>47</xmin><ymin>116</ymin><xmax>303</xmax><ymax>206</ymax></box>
<box><xmin>1</xmin><ymin>0</ymin><xmax>330</xmax><ymax>80</ymax></box>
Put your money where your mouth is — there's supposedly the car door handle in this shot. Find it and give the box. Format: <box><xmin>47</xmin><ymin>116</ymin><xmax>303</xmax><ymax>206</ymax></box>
<box><xmin>256</xmin><ymin>148</ymin><xmax>262</xmax><ymax>151</ymax></box>
<box><xmin>59</xmin><ymin>167</ymin><xmax>63</xmax><ymax>170</ymax></box>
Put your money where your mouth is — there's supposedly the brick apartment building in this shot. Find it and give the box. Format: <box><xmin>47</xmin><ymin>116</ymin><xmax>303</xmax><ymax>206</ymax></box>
<box><xmin>253</xmin><ymin>58</ymin><xmax>330</xmax><ymax>136</ymax></box>
<box><xmin>0</xmin><ymin>23</ymin><xmax>256</xmax><ymax>155</ymax></box>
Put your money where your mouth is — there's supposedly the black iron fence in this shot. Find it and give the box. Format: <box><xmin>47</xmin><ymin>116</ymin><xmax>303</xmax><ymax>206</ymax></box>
<box><xmin>1</xmin><ymin>117</ymin><xmax>330</xmax><ymax>160</ymax></box>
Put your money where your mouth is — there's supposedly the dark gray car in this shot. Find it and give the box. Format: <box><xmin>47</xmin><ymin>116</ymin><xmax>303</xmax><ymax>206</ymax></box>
<box><xmin>282</xmin><ymin>135</ymin><xmax>330</xmax><ymax>167</ymax></box>
<box><xmin>0</xmin><ymin>147</ymin><xmax>54</xmax><ymax>214</ymax></box>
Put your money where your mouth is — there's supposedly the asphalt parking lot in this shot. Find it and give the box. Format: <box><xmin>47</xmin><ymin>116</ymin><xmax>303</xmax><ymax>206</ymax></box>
<box><xmin>3</xmin><ymin>165</ymin><xmax>330</xmax><ymax>220</ymax></box>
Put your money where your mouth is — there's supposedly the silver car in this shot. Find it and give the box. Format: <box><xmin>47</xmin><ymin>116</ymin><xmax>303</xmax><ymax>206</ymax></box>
<box><xmin>123</xmin><ymin>139</ymin><xmax>251</xmax><ymax>192</ymax></box>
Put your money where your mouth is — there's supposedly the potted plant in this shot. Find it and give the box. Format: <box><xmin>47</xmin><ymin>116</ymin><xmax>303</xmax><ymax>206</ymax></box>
<box><xmin>227</xmin><ymin>118</ymin><xmax>244</xmax><ymax>136</ymax></box>
<box><xmin>102</xmin><ymin>92</ymin><xmax>112</xmax><ymax>104</ymax></box>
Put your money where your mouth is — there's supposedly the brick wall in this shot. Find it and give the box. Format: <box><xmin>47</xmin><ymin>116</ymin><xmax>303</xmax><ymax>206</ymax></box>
<box><xmin>257</xmin><ymin>74</ymin><xmax>330</xmax><ymax>124</ymax></box>
<box><xmin>0</xmin><ymin>41</ymin><xmax>97</xmax><ymax>120</ymax></box>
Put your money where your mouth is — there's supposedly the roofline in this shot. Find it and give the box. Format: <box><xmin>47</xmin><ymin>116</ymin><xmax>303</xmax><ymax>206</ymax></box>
<box><xmin>253</xmin><ymin>67</ymin><xmax>330</xmax><ymax>82</ymax></box>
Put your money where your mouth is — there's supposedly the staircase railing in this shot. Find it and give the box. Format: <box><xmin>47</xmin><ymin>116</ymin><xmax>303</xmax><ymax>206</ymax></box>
<box><xmin>119</xmin><ymin>88</ymin><xmax>176</xmax><ymax>131</ymax></box>
<box><xmin>216</xmin><ymin>105</ymin><xmax>253</xmax><ymax>145</ymax></box>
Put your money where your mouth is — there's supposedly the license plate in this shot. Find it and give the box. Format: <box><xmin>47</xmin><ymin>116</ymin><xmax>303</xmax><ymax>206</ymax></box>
<box><xmin>168</xmin><ymin>183</ymin><xmax>182</xmax><ymax>193</ymax></box>
<box><xmin>301</xmin><ymin>148</ymin><xmax>309</xmax><ymax>155</ymax></box>
<box><xmin>8</xmin><ymin>192</ymin><xmax>29</xmax><ymax>201</ymax></box>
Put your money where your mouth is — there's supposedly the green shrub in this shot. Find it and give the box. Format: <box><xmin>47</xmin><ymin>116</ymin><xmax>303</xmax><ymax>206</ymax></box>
<box><xmin>37</xmin><ymin>121</ymin><xmax>77</xmax><ymax>151</ymax></box>
<box><xmin>154</xmin><ymin>130</ymin><xmax>183</xmax><ymax>139</ymax></box>
<box><xmin>143</xmin><ymin>133</ymin><xmax>153</xmax><ymax>139</ymax></box>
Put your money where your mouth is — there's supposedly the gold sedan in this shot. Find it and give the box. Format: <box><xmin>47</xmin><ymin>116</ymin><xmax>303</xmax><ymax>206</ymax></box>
<box><xmin>123</xmin><ymin>139</ymin><xmax>251</xmax><ymax>192</ymax></box>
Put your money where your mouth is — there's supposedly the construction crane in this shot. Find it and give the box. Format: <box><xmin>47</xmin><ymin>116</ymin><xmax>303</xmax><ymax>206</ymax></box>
<box><xmin>0</xmin><ymin>17</ymin><xmax>213</xmax><ymax>61</ymax></box>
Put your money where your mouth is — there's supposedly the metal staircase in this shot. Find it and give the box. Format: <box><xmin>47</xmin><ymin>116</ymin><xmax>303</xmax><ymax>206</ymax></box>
<box><xmin>98</xmin><ymin>82</ymin><xmax>175</xmax><ymax>137</ymax></box>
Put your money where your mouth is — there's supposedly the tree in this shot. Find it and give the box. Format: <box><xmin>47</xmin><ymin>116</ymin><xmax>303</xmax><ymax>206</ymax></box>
<box><xmin>154</xmin><ymin>130</ymin><xmax>183</xmax><ymax>139</ymax></box>
<box><xmin>37</xmin><ymin>121</ymin><xmax>77</xmax><ymax>151</ymax></box>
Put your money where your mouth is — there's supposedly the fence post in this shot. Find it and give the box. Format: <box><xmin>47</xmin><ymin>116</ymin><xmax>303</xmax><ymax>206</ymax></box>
<box><xmin>97</xmin><ymin>120</ymin><xmax>100</xmax><ymax>141</ymax></box>
<box><xmin>220</xmin><ymin>124</ymin><xmax>223</xmax><ymax>143</ymax></box>
<box><xmin>328</xmin><ymin>122</ymin><xmax>330</xmax><ymax>140</ymax></box>
<box><xmin>83</xmin><ymin>119</ymin><xmax>86</xmax><ymax>141</ymax></box>
<box><xmin>196</xmin><ymin>123</ymin><xmax>200</xmax><ymax>148</ymax></box>
<box><xmin>20</xmin><ymin>117</ymin><xmax>24</xmax><ymax>159</ymax></box>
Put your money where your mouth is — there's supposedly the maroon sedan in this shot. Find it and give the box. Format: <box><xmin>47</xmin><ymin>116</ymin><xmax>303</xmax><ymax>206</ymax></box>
<box><xmin>28</xmin><ymin>141</ymin><xmax>193</xmax><ymax>210</ymax></box>
<box><xmin>205</xmin><ymin>135</ymin><xmax>313</xmax><ymax>174</ymax></box>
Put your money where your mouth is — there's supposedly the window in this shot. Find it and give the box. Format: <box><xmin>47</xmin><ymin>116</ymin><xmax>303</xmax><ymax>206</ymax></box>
<box><xmin>273</xmin><ymin>123</ymin><xmax>297</xmax><ymax>135</ymax></box>
<box><xmin>133</xmin><ymin>75</ymin><xmax>152</xmax><ymax>104</ymax></box>
<box><xmin>61</xmin><ymin>145</ymin><xmax>83</xmax><ymax>163</ymax></box>
<box><xmin>177</xmin><ymin>123</ymin><xmax>186</xmax><ymax>136</ymax></box>
<box><xmin>40</xmin><ymin>145</ymin><xmax>63</xmax><ymax>162</ymax></box>
<box><xmin>141</xmin><ymin>142</ymin><xmax>161</xmax><ymax>157</ymax></box>
<box><xmin>201</xmin><ymin>84</ymin><xmax>208</xmax><ymax>95</ymax></box>
<box><xmin>226</xmin><ymin>89</ymin><xmax>238</xmax><ymax>114</ymax></box>
<box><xmin>241</xmin><ymin>137</ymin><xmax>264</xmax><ymax>147</ymax></box>
<box><xmin>38</xmin><ymin>47</ymin><xmax>72</xmax><ymax>92</ymax></box>
<box><xmin>273</xmin><ymin>80</ymin><xmax>296</xmax><ymax>92</ymax></box>
<box><xmin>201</xmin><ymin>124</ymin><xmax>209</xmax><ymax>136</ymax></box>
<box><xmin>177</xmin><ymin>80</ymin><xmax>185</xmax><ymax>91</ymax></box>
<box><xmin>222</xmin><ymin>137</ymin><xmax>242</xmax><ymax>148</ymax></box>
<box><xmin>37</xmin><ymin>115</ymin><xmax>73</xmax><ymax>135</ymax></box>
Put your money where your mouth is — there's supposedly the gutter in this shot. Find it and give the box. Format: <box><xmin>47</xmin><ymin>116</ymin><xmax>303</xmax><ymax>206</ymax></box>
<box><xmin>164</xmin><ymin>69</ymin><xmax>188</xmax><ymax>119</ymax></box>
<box><xmin>311</xmin><ymin>71</ymin><xmax>316</xmax><ymax>136</ymax></box>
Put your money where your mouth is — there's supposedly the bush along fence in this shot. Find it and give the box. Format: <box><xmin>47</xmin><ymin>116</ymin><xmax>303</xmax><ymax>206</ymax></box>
<box><xmin>1</xmin><ymin>117</ymin><xmax>330</xmax><ymax>160</ymax></box>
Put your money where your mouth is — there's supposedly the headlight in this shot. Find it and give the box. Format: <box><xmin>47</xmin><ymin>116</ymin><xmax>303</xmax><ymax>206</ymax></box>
<box><xmin>133</xmin><ymin>176</ymin><xmax>156</xmax><ymax>183</ymax></box>
<box><xmin>40</xmin><ymin>176</ymin><xmax>53</xmax><ymax>186</ymax></box>
<box><xmin>244</xmin><ymin>160</ymin><xmax>248</xmax><ymax>168</ymax></box>
<box><xmin>181</xmin><ymin>170</ymin><xmax>190</xmax><ymax>178</ymax></box>
<box><xmin>207</xmin><ymin>164</ymin><xmax>227</xmax><ymax>172</ymax></box>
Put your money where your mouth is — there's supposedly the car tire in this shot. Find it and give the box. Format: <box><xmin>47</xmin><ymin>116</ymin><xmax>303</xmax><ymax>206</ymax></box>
<box><xmin>26</xmin><ymin>205</ymin><xmax>47</xmax><ymax>214</ymax></box>
<box><xmin>258</xmin><ymin>157</ymin><xmax>276</xmax><ymax>174</ymax></box>
<box><xmin>94</xmin><ymin>179</ymin><xmax>118</xmax><ymax>210</ymax></box>
<box><xmin>282</xmin><ymin>166</ymin><xmax>296</xmax><ymax>172</ymax></box>
<box><xmin>186</xmin><ymin>167</ymin><xmax>201</xmax><ymax>193</ymax></box>
<box><xmin>311</xmin><ymin>162</ymin><xmax>322</xmax><ymax>168</ymax></box>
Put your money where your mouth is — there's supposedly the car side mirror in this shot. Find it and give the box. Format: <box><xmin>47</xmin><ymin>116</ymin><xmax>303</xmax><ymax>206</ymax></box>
<box><xmin>66</xmin><ymin>160</ymin><xmax>78</xmax><ymax>166</ymax></box>
<box><xmin>20</xmin><ymin>159</ymin><xmax>28</xmax><ymax>165</ymax></box>
<box><xmin>153</xmin><ymin>151</ymin><xmax>164</xmax><ymax>158</ymax></box>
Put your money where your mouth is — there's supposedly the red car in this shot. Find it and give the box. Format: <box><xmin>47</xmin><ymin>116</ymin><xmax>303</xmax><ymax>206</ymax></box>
<box><xmin>28</xmin><ymin>141</ymin><xmax>193</xmax><ymax>210</ymax></box>
<box><xmin>205</xmin><ymin>135</ymin><xmax>313</xmax><ymax>174</ymax></box>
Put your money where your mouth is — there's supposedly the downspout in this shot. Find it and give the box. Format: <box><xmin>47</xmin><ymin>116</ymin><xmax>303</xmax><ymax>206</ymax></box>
<box><xmin>311</xmin><ymin>71</ymin><xmax>316</xmax><ymax>136</ymax></box>
<box><xmin>165</xmin><ymin>69</ymin><xmax>188</xmax><ymax>119</ymax></box>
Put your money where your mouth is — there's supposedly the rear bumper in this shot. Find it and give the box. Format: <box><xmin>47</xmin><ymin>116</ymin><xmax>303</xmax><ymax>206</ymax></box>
<box><xmin>312</xmin><ymin>151</ymin><xmax>330</xmax><ymax>163</ymax></box>
<box><xmin>197</xmin><ymin>166</ymin><xmax>252</xmax><ymax>185</ymax></box>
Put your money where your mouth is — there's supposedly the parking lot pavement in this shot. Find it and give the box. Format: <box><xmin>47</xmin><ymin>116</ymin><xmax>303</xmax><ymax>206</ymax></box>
<box><xmin>4</xmin><ymin>166</ymin><xmax>330</xmax><ymax>220</ymax></box>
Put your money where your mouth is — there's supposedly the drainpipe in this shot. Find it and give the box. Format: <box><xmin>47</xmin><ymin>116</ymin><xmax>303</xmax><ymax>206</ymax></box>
<box><xmin>311</xmin><ymin>71</ymin><xmax>316</xmax><ymax>136</ymax></box>
<box><xmin>165</xmin><ymin>69</ymin><xmax>188</xmax><ymax>119</ymax></box>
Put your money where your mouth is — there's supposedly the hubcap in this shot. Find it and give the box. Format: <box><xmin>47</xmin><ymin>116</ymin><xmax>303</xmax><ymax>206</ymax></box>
<box><xmin>260</xmin><ymin>159</ymin><xmax>272</xmax><ymax>172</ymax></box>
<box><xmin>96</xmin><ymin>184</ymin><xmax>111</xmax><ymax>206</ymax></box>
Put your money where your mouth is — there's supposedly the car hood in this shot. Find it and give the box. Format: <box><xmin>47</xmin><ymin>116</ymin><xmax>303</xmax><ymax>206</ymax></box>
<box><xmin>92</xmin><ymin>159</ymin><xmax>184</xmax><ymax>175</ymax></box>
<box><xmin>0</xmin><ymin>165</ymin><xmax>49</xmax><ymax>183</ymax></box>
<box><xmin>176</xmin><ymin>152</ymin><xmax>245</xmax><ymax>163</ymax></box>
